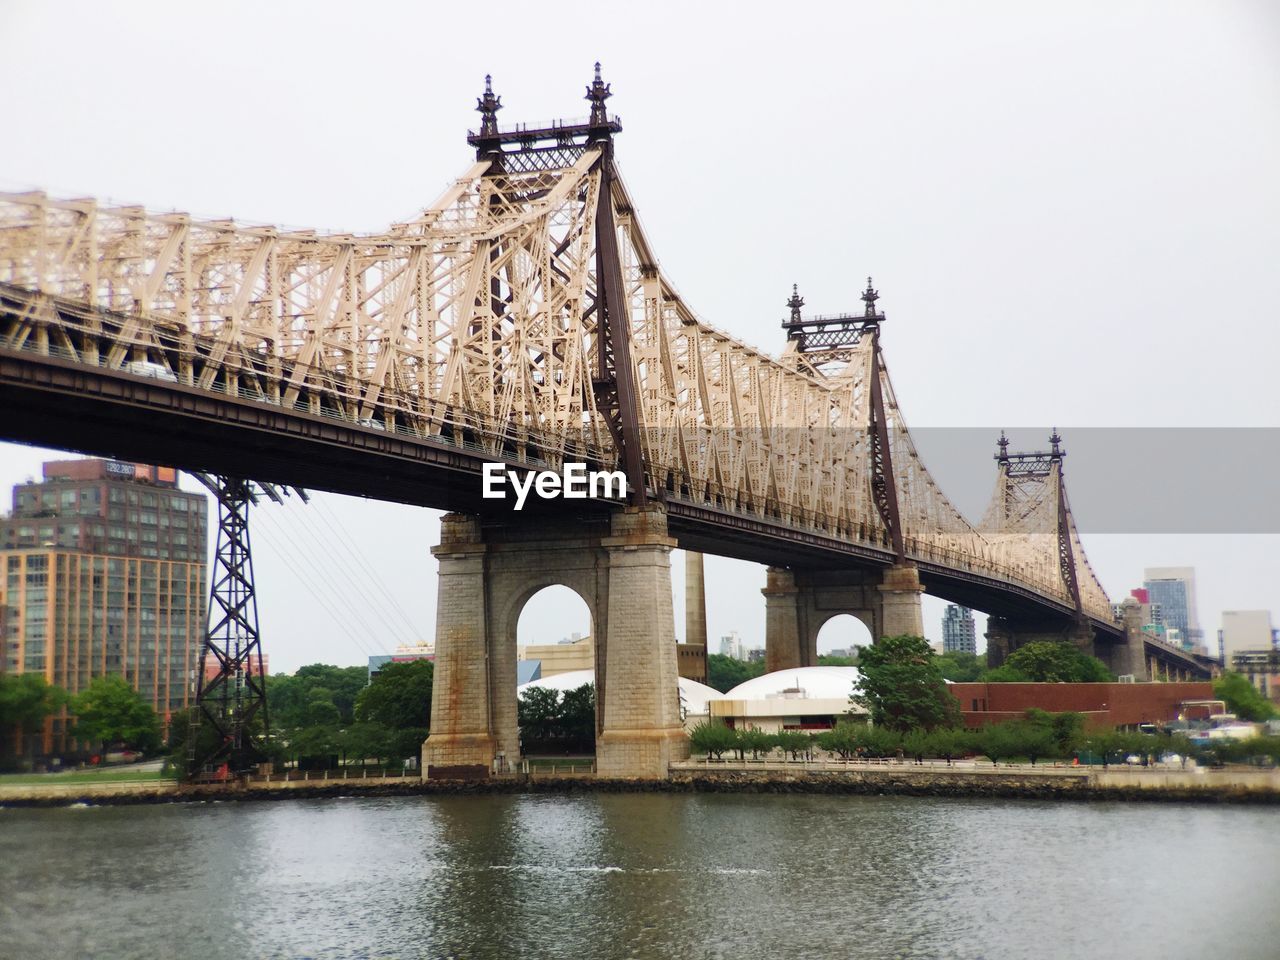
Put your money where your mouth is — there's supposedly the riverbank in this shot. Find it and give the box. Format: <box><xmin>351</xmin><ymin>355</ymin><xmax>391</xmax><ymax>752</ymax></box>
<box><xmin>3</xmin><ymin>761</ymin><xmax>1278</xmax><ymax>807</ymax></box>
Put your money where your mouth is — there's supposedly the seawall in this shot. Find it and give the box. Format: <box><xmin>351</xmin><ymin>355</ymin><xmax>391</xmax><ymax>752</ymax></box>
<box><xmin>3</xmin><ymin>763</ymin><xmax>1278</xmax><ymax>808</ymax></box>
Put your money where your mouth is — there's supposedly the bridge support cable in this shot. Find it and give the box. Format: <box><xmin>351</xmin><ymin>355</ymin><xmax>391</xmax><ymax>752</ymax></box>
<box><xmin>189</xmin><ymin>475</ymin><xmax>302</xmax><ymax>777</ymax></box>
<box><xmin>246</xmin><ymin>509</ymin><xmax>386</xmax><ymax>659</ymax></box>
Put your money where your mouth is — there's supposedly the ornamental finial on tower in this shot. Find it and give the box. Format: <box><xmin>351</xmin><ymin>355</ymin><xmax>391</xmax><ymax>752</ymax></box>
<box><xmin>586</xmin><ymin>61</ymin><xmax>612</xmax><ymax>127</ymax></box>
<box><xmin>786</xmin><ymin>284</ymin><xmax>805</xmax><ymax>323</ymax></box>
<box><xmin>861</xmin><ymin>277</ymin><xmax>880</xmax><ymax>319</ymax></box>
<box><xmin>1050</xmin><ymin>428</ymin><xmax>1063</xmax><ymax>458</ymax></box>
<box><xmin>476</xmin><ymin>74</ymin><xmax>502</xmax><ymax>138</ymax></box>
<box><xmin>996</xmin><ymin>430</ymin><xmax>1010</xmax><ymax>462</ymax></box>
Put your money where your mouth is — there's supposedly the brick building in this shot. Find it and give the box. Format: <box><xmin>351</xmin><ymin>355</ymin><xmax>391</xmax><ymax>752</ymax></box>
<box><xmin>949</xmin><ymin>681</ymin><xmax>1217</xmax><ymax>731</ymax></box>
<box><xmin>0</xmin><ymin>460</ymin><xmax>208</xmax><ymax>753</ymax></box>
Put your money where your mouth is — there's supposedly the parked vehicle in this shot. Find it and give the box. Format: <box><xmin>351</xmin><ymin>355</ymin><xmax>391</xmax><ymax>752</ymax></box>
<box><xmin>126</xmin><ymin>360</ymin><xmax>178</xmax><ymax>382</ymax></box>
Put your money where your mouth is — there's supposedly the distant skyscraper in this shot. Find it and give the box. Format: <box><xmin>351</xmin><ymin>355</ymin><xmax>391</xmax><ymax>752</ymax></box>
<box><xmin>718</xmin><ymin>631</ymin><xmax>744</xmax><ymax>660</ymax></box>
<box><xmin>1218</xmin><ymin>610</ymin><xmax>1276</xmax><ymax>662</ymax></box>
<box><xmin>1143</xmin><ymin>567</ymin><xmax>1202</xmax><ymax>653</ymax></box>
<box><xmin>941</xmin><ymin>605</ymin><xmax>976</xmax><ymax>655</ymax></box>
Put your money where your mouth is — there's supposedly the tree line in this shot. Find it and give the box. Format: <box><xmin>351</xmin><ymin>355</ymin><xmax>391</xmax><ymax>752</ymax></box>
<box><xmin>169</xmin><ymin>659</ymin><xmax>435</xmax><ymax>776</ymax></box>
<box><xmin>0</xmin><ymin>673</ymin><xmax>163</xmax><ymax>769</ymax></box>
<box><xmin>691</xmin><ymin>711</ymin><xmax>1207</xmax><ymax>767</ymax></box>
<box><xmin>692</xmin><ymin>634</ymin><xmax>1279</xmax><ymax>768</ymax></box>
<box><xmin>1</xmin><ymin>659</ymin><xmax>436</xmax><ymax>775</ymax></box>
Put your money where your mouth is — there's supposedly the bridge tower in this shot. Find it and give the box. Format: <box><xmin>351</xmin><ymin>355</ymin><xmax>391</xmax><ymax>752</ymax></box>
<box><xmin>981</xmin><ymin>431</ymin><xmax>1144</xmax><ymax>676</ymax></box>
<box><xmin>765</xmin><ymin>281</ymin><xmax>924</xmax><ymax>670</ymax></box>
<box><xmin>422</xmin><ymin>68</ymin><xmax>687</xmax><ymax>780</ymax></box>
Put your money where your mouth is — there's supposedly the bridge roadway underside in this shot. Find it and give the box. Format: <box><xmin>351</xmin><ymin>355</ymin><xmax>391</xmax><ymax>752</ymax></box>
<box><xmin>0</xmin><ymin>350</ymin><xmax>1119</xmax><ymax>640</ymax></box>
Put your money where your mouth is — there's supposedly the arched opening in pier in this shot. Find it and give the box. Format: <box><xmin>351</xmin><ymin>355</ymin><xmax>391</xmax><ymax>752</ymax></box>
<box><xmin>515</xmin><ymin>585</ymin><xmax>596</xmax><ymax>757</ymax></box>
<box><xmin>815</xmin><ymin>613</ymin><xmax>874</xmax><ymax>659</ymax></box>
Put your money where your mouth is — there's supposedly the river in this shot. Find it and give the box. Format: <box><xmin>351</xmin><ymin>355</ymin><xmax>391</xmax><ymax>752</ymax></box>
<box><xmin>1</xmin><ymin>793</ymin><xmax>1277</xmax><ymax>959</ymax></box>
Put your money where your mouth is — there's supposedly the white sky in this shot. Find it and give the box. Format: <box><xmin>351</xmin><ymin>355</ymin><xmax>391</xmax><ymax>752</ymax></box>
<box><xmin>1</xmin><ymin>1</ymin><xmax>1277</xmax><ymax>670</ymax></box>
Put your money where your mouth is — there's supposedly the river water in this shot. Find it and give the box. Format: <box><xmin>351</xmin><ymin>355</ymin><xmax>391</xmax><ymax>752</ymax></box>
<box><xmin>1</xmin><ymin>793</ymin><xmax>1277</xmax><ymax>960</ymax></box>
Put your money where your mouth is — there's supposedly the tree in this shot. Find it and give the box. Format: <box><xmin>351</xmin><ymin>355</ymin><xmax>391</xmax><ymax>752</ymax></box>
<box><xmin>340</xmin><ymin>722</ymin><xmax>392</xmax><ymax>766</ymax></box>
<box><xmin>935</xmin><ymin>651</ymin><xmax>986</xmax><ymax>682</ymax></box>
<box><xmin>775</xmin><ymin>730</ymin><xmax>812</xmax><ymax>761</ymax></box>
<box><xmin>1015</xmin><ymin>722</ymin><xmax>1058</xmax><ymax>765</ymax></box>
<box><xmin>1006</xmin><ymin>641</ymin><xmax>1085</xmax><ymax>682</ymax></box>
<box><xmin>689</xmin><ymin>720</ymin><xmax>738</xmax><ymax>759</ymax></box>
<box><xmin>69</xmin><ymin>676</ymin><xmax>160</xmax><ymax>753</ymax></box>
<box><xmin>1025</xmin><ymin>708</ymin><xmax>1086</xmax><ymax>756</ymax></box>
<box><xmin>974</xmin><ymin>723</ymin><xmax>1022</xmax><ymax>765</ymax></box>
<box><xmin>304</xmin><ymin>691</ymin><xmax>342</xmax><ymax>728</ymax></box>
<box><xmin>815</xmin><ymin>720</ymin><xmax>900</xmax><ymax>759</ymax></box>
<box><xmin>0</xmin><ymin>674</ymin><xmax>68</xmax><ymax>760</ymax></box>
<box><xmin>517</xmin><ymin>686</ymin><xmax>561</xmax><ymax>745</ymax></box>
<box><xmin>902</xmin><ymin>727</ymin><xmax>931</xmax><ymax>764</ymax></box>
<box><xmin>737</xmin><ymin>726</ymin><xmax>776</xmax><ymax>760</ymax></box>
<box><xmin>925</xmin><ymin>726</ymin><xmax>967</xmax><ymax>765</ymax></box>
<box><xmin>354</xmin><ymin>659</ymin><xmax>434</xmax><ymax>730</ymax></box>
<box><xmin>853</xmin><ymin>635</ymin><xmax>962</xmax><ymax>732</ymax></box>
<box><xmin>985</xmin><ymin>641</ymin><xmax>1113</xmax><ymax>683</ymax></box>
<box><xmin>817</xmin><ymin>654</ymin><xmax>860</xmax><ymax>667</ymax></box>
<box><xmin>291</xmin><ymin>723</ymin><xmax>339</xmax><ymax>769</ymax></box>
<box><xmin>815</xmin><ymin>721</ymin><xmax>862</xmax><ymax>759</ymax></box>
<box><xmin>559</xmin><ymin>684</ymin><xmax>596</xmax><ymax>750</ymax></box>
<box><xmin>268</xmin><ymin>664</ymin><xmax>370</xmax><ymax>728</ymax></box>
<box><xmin>981</xmin><ymin>664</ymin><xmax>1032</xmax><ymax>682</ymax></box>
<box><xmin>293</xmin><ymin>664</ymin><xmax>368</xmax><ymax>723</ymax></box>
<box><xmin>706</xmin><ymin>654</ymin><xmax>765</xmax><ymax>693</ymax></box>
<box><xmin>1213</xmin><ymin>672</ymin><xmax>1277</xmax><ymax>722</ymax></box>
<box><xmin>388</xmin><ymin>726</ymin><xmax>429</xmax><ymax>766</ymax></box>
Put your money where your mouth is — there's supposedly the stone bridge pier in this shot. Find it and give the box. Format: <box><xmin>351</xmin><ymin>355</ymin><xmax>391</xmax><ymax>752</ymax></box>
<box><xmin>422</xmin><ymin>506</ymin><xmax>688</xmax><ymax>780</ymax></box>
<box><xmin>985</xmin><ymin>606</ymin><xmax>1148</xmax><ymax>681</ymax></box>
<box><xmin>763</xmin><ymin>563</ymin><xmax>925</xmax><ymax>670</ymax></box>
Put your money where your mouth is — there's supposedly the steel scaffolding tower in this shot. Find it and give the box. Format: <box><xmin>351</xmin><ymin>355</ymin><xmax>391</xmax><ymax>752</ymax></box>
<box><xmin>189</xmin><ymin>476</ymin><xmax>281</xmax><ymax>776</ymax></box>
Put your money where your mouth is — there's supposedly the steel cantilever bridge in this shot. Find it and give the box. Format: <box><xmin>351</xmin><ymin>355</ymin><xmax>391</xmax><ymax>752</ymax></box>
<box><xmin>0</xmin><ymin>66</ymin><xmax>1181</xmax><ymax>696</ymax></box>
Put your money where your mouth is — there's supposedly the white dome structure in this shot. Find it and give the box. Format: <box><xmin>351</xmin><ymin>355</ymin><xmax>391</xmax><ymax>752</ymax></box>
<box><xmin>712</xmin><ymin>666</ymin><xmax>867</xmax><ymax>733</ymax></box>
<box><xmin>517</xmin><ymin>669</ymin><xmax>723</xmax><ymax>722</ymax></box>
<box><xmin>517</xmin><ymin>668</ymin><xmax>595</xmax><ymax>694</ymax></box>
<box><xmin>723</xmin><ymin>666</ymin><xmax>863</xmax><ymax>702</ymax></box>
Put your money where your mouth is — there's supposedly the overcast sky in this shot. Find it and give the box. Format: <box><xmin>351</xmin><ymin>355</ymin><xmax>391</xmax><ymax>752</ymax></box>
<box><xmin>2</xmin><ymin>1</ymin><xmax>1277</xmax><ymax>671</ymax></box>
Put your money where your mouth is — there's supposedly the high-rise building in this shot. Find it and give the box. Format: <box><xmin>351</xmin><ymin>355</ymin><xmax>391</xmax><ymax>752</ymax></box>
<box><xmin>941</xmin><ymin>605</ymin><xmax>977</xmax><ymax>655</ymax></box>
<box><xmin>1143</xmin><ymin>567</ymin><xmax>1203</xmax><ymax>653</ymax></box>
<box><xmin>718</xmin><ymin>631</ymin><xmax>744</xmax><ymax>660</ymax></box>
<box><xmin>1218</xmin><ymin>610</ymin><xmax>1276</xmax><ymax>663</ymax></box>
<box><xmin>0</xmin><ymin>460</ymin><xmax>208</xmax><ymax>753</ymax></box>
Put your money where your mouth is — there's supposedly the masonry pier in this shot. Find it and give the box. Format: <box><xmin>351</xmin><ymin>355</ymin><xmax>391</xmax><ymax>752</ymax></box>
<box><xmin>422</xmin><ymin>506</ymin><xmax>689</xmax><ymax>780</ymax></box>
<box><xmin>763</xmin><ymin>563</ymin><xmax>925</xmax><ymax>669</ymax></box>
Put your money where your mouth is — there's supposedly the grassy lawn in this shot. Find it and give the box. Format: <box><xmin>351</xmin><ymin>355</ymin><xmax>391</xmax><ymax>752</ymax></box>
<box><xmin>0</xmin><ymin>768</ymin><xmax>174</xmax><ymax>786</ymax></box>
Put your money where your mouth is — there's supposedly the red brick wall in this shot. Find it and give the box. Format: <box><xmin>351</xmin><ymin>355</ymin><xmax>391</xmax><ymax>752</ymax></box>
<box><xmin>949</xmin><ymin>682</ymin><xmax>1215</xmax><ymax>730</ymax></box>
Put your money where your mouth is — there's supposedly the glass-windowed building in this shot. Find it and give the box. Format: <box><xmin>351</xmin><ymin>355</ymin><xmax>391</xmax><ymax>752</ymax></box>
<box><xmin>0</xmin><ymin>460</ymin><xmax>207</xmax><ymax>753</ymax></box>
<box><xmin>942</xmin><ymin>605</ymin><xmax>977</xmax><ymax>655</ymax></box>
<box><xmin>1143</xmin><ymin>567</ymin><xmax>1204</xmax><ymax>655</ymax></box>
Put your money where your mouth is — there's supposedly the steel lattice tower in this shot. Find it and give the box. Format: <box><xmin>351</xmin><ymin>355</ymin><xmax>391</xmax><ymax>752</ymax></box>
<box><xmin>190</xmin><ymin>476</ymin><xmax>271</xmax><ymax>776</ymax></box>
